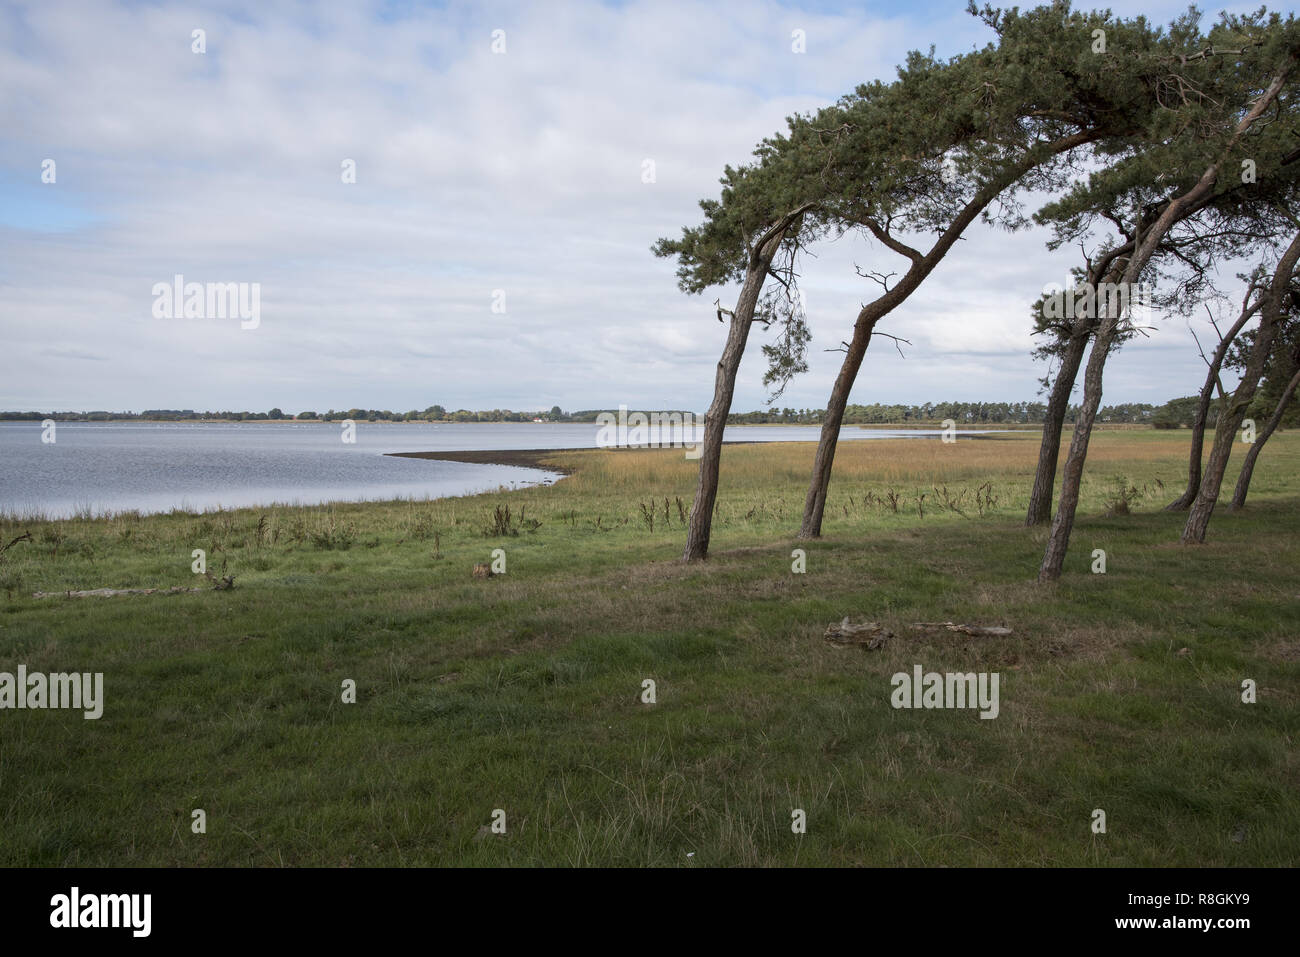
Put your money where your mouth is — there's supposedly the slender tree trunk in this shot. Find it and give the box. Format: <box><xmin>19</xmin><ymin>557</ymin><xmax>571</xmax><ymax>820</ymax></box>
<box><xmin>797</xmin><ymin>130</ymin><xmax>1099</xmax><ymax>540</ymax></box>
<box><xmin>1038</xmin><ymin>68</ymin><xmax>1291</xmax><ymax>581</ymax></box>
<box><xmin>799</xmin><ymin>307</ymin><xmax>881</xmax><ymax>538</ymax></box>
<box><xmin>1038</xmin><ymin>321</ymin><xmax>1117</xmax><ymax>580</ymax></box>
<box><xmin>1040</xmin><ymin>242</ymin><xmax>1176</xmax><ymax>580</ymax></box>
<box><xmin>1229</xmin><ymin>365</ymin><xmax>1300</xmax><ymax>510</ymax></box>
<box><xmin>1027</xmin><ymin>255</ymin><xmax>1132</xmax><ymax>526</ymax></box>
<box><xmin>1026</xmin><ymin>328</ymin><xmax>1088</xmax><ymax>525</ymax></box>
<box><xmin>682</xmin><ymin>256</ymin><xmax>774</xmax><ymax>562</ymax></box>
<box><xmin>1166</xmin><ymin>305</ymin><xmax>1255</xmax><ymax>510</ymax></box>
<box><xmin>683</xmin><ymin>209</ymin><xmax>809</xmax><ymax>562</ymax></box>
<box><xmin>1181</xmin><ymin>378</ymin><xmax>1266</xmax><ymax>542</ymax></box>
<box><xmin>1166</xmin><ymin>396</ymin><xmax>1212</xmax><ymax>510</ymax></box>
<box><xmin>1183</xmin><ymin>230</ymin><xmax>1300</xmax><ymax>543</ymax></box>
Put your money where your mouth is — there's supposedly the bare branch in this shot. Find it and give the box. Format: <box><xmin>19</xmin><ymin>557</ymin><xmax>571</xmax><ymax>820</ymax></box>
<box><xmin>871</xmin><ymin>331</ymin><xmax>912</xmax><ymax>358</ymax></box>
<box><xmin>854</xmin><ymin>264</ymin><xmax>896</xmax><ymax>291</ymax></box>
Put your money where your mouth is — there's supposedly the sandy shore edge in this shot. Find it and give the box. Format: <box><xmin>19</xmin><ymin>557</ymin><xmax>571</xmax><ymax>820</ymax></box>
<box><xmin>386</xmin><ymin>448</ymin><xmax>582</xmax><ymax>474</ymax></box>
<box><xmin>386</xmin><ymin>431</ymin><xmax>1012</xmax><ymax>474</ymax></box>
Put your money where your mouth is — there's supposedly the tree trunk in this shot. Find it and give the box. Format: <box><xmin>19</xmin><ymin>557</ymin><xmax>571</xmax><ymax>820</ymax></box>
<box><xmin>1165</xmin><ymin>305</ymin><xmax>1255</xmax><ymax>510</ymax></box>
<box><xmin>1040</xmin><ymin>241</ymin><xmax>1180</xmax><ymax>580</ymax></box>
<box><xmin>1166</xmin><ymin>395</ymin><xmax>1211</xmax><ymax>511</ymax></box>
<box><xmin>1038</xmin><ymin>69</ymin><xmax>1291</xmax><ymax>581</ymax></box>
<box><xmin>1229</xmin><ymin>365</ymin><xmax>1300</xmax><ymax>510</ymax></box>
<box><xmin>1183</xmin><ymin>229</ymin><xmax>1300</xmax><ymax>543</ymax></box>
<box><xmin>682</xmin><ymin>257</ymin><xmax>773</xmax><ymax>562</ymax></box>
<box><xmin>1180</xmin><ymin>377</ymin><xmax>1266</xmax><ymax>542</ymax></box>
<box><xmin>797</xmin><ymin>130</ymin><xmax>1100</xmax><ymax>540</ymax></box>
<box><xmin>1038</xmin><ymin>321</ymin><xmax>1116</xmax><ymax>580</ymax></box>
<box><xmin>1026</xmin><ymin>327</ymin><xmax>1089</xmax><ymax>525</ymax></box>
<box><xmin>1027</xmin><ymin>255</ymin><xmax>1132</xmax><ymax>526</ymax></box>
<box><xmin>799</xmin><ymin>307</ymin><xmax>881</xmax><ymax>537</ymax></box>
<box><xmin>683</xmin><ymin>210</ymin><xmax>808</xmax><ymax>562</ymax></box>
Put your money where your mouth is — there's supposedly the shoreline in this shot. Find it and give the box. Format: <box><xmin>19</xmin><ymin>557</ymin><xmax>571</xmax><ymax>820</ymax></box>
<box><xmin>386</xmin><ymin>442</ymin><xmax>792</xmax><ymax>475</ymax></box>
<box><xmin>0</xmin><ymin>418</ymin><xmax>1052</xmax><ymax>429</ymax></box>
<box><xmin>387</xmin><ymin>448</ymin><xmax>583</xmax><ymax>474</ymax></box>
<box><xmin>385</xmin><ymin>430</ymin><xmax>1021</xmax><ymax>473</ymax></box>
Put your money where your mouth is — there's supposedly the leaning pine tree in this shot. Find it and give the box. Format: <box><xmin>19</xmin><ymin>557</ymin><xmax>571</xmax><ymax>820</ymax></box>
<box><xmin>1182</xmin><ymin>229</ymin><xmax>1300</xmax><ymax>542</ymax></box>
<box><xmin>653</xmin><ymin>139</ymin><xmax>829</xmax><ymax>561</ymax></box>
<box><xmin>1036</xmin><ymin>9</ymin><xmax>1300</xmax><ymax>579</ymax></box>
<box><xmin>1025</xmin><ymin>251</ymin><xmax>1132</xmax><ymax>526</ymax></box>
<box><xmin>798</xmin><ymin>2</ymin><xmax>1209</xmax><ymax>539</ymax></box>
<box><xmin>1229</xmin><ymin>317</ymin><xmax>1300</xmax><ymax>509</ymax></box>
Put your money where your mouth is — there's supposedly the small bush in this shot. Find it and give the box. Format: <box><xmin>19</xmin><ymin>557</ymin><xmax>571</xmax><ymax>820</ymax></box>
<box><xmin>309</xmin><ymin>516</ymin><xmax>356</xmax><ymax>550</ymax></box>
<box><xmin>1104</xmin><ymin>476</ymin><xmax>1140</xmax><ymax>516</ymax></box>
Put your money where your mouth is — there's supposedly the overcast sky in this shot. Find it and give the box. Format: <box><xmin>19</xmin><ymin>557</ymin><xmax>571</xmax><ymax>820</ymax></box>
<box><xmin>0</xmin><ymin>0</ymin><xmax>1273</xmax><ymax>414</ymax></box>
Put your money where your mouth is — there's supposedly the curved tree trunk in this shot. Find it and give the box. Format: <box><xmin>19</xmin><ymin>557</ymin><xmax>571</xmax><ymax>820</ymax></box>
<box><xmin>1026</xmin><ymin>327</ymin><xmax>1089</xmax><ymax>526</ymax></box>
<box><xmin>1038</xmin><ymin>321</ymin><xmax>1117</xmax><ymax>580</ymax></box>
<box><xmin>1165</xmin><ymin>304</ymin><xmax>1256</xmax><ymax>510</ymax></box>
<box><xmin>1229</xmin><ymin>365</ymin><xmax>1300</xmax><ymax>510</ymax></box>
<box><xmin>1027</xmin><ymin>256</ymin><xmax>1131</xmax><ymax>526</ymax></box>
<box><xmin>1040</xmin><ymin>237</ymin><xmax>1178</xmax><ymax>580</ymax></box>
<box><xmin>797</xmin><ymin>242</ymin><xmax>966</xmax><ymax>540</ymax></box>
<box><xmin>1180</xmin><ymin>378</ymin><xmax>1266</xmax><ymax>542</ymax></box>
<box><xmin>797</xmin><ymin>130</ymin><xmax>1099</xmax><ymax>540</ymax></box>
<box><xmin>1183</xmin><ymin>229</ymin><xmax>1300</xmax><ymax>543</ymax></box>
<box><xmin>683</xmin><ymin>208</ymin><xmax>810</xmax><ymax>562</ymax></box>
<box><xmin>682</xmin><ymin>252</ymin><xmax>777</xmax><ymax>562</ymax></box>
<box><xmin>799</xmin><ymin>308</ymin><xmax>881</xmax><ymax>538</ymax></box>
<box><xmin>1038</xmin><ymin>70</ymin><xmax>1291</xmax><ymax>580</ymax></box>
<box><xmin>1165</xmin><ymin>396</ymin><xmax>1211</xmax><ymax>511</ymax></box>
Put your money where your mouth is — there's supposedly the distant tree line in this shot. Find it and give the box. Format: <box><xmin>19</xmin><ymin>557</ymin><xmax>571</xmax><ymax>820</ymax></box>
<box><xmin>4</xmin><ymin>398</ymin><xmax>1239</xmax><ymax>426</ymax></box>
<box><xmin>727</xmin><ymin>401</ymin><xmax>1163</xmax><ymax>425</ymax></box>
<box><xmin>1</xmin><ymin>406</ymin><xmax>566</xmax><ymax>423</ymax></box>
<box><xmin>0</xmin><ymin>405</ymin><xmax>690</xmax><ymax>424</ymax></box>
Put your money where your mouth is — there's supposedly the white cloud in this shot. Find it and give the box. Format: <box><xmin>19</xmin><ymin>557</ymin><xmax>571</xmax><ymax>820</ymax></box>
<box><xmin>0</xmin><ymin>0</ymin><xmax>1256</xmax><ymax>412</ymax></box>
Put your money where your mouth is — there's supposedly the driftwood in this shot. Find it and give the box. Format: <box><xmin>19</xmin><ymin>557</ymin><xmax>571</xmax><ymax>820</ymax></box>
<box><xmin>909</xmin><ymin>621</ymin><xmax>1013</xmax><ymax>637</ymax></box>
<box><xmin>826</xmin><ymin>618</ymin><xmax>1011</xmax><ymax>645</ymax></box>
<box><xmin>824</xmin><ymin>618</ymin><xmax>891</xmax><ymax>649</ymax></box>
<box><xmin>0</xmin><ymin>531</ymin><xmax>32</xmax><ymax>559</ymax></box>
<box><xmin>33</xmin><ymin>574</ymin><xmax>234</xmax><ymax>599</ymax></box>
<box><xmin>34</xmin><ymin>586</ymin><xmax>204</xmax><ymax>598</ymax></box>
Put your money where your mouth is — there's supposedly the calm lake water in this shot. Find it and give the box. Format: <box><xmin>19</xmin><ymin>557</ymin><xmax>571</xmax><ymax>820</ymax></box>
<box><xmin>0</xmin><ymin>421</ymin><xmax>973</xmax><ymax>518</ymax></box>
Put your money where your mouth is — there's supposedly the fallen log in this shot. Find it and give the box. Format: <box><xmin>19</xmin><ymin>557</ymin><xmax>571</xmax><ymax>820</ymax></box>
<box><xmin>0</xmin><ymin>531</ymin><xmax>32</xmax><ymax>558</ymax></box>
<box><xmin>33</xmin><ymin>586</ymin><xmax>204</xmax><ymax>598</ymax></box>
<box><xmin>33</xmin><ymin>575</ymin><xmax>234</xmax><ymax>599</ymax></box>
<box><xmin>909</xmin><ymin>621</ymin><xmax>1013</xmax><ymax>637</ymax></box>
<box><xmin>824</xmin><ymin>617</ymin><xmax>891</xmax><ymax>649</ymax></box>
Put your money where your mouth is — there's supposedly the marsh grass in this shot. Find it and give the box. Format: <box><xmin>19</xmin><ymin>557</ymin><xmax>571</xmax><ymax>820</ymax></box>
<box><xmin>0</xmin><ymin>429</ymin><xmax>1297</xmax><ymax>865</ymax></box>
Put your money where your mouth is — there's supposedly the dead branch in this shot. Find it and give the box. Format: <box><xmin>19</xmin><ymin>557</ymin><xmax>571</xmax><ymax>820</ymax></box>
<box><xmin>872</xmin><ymin>331</ymin><xmax>912</xmax><ymax>358</ymax></box>
<box><xmin>824</xmin><ymin>617</ymin><xmax>891</xmax><ymax>648</ymax></box>
<box><xmin>909</xmin><ymin>621</ymin><xmax>1013</xmax><ymax>637</ymax></box>
<box><xmin>0</xmin><ymin>531</ymin><xmax>32</xmax><ymax>559</ymax></box>
<box><xmin>854</xmin><ymin>263</ymin><xmax>897</xmax><ymax>291</ymax></box>
<box><xmin>34</xmin><ymin>586</ymin><xmax>206</xmax><ymax>599</ymax></box>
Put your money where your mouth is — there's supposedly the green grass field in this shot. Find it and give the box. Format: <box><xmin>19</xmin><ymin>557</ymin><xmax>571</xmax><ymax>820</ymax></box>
<box><xmin>1</xmin><ymin>429</ymin><xmax>1297</xmax><ymax>866</ymax></box>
